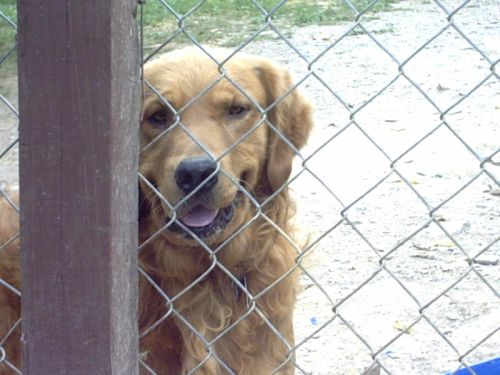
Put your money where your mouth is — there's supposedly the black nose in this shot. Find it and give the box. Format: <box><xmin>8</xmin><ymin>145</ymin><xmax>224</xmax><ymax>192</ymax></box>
<box><xmin>175</xmin><ymin>157</ymin><xmax>218</xmax><ymax>194</ymax></box>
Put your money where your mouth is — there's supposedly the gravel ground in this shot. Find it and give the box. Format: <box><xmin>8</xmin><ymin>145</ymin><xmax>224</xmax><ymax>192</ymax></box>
<box><xmin>1</xmin><ymin>0</ymin><xmax>499</xmax><ymax>374</ymax></box>
<box><xmin>241</xmin><ymin>1</ymin><xmax>499</xmax><ymax>374</ymax></box>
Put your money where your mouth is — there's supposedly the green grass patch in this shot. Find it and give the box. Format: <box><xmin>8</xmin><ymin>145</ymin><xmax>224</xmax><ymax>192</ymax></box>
<box><xmin>0</xmin><ymin>0</ymin><xmax>16</xmax><ymax>51</ymax></box>
<box><xmin>0</xmin><ymin>0</ymin><xmax>17</xmax><ymax>82</ymax></box>
<box><xmin>141</xmin><ymin>0</ymin><xmax>397</xmax><ymax>52</ymax></box>
<box><xmin>0</xmin><ymin>0</ymin><xmax>398</xmax><ymax>76</ymax></box>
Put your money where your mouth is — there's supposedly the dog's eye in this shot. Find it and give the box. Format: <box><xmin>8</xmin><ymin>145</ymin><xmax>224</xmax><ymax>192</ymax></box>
<box><xmin>147</xmin><ymin>109</ymin><xmax>172</xmax><ymax>127</ymax></box>
<box><xmin>228</xmin><ymin>105</ymin><xmax>248</xmax><ymax>118</ymax></box>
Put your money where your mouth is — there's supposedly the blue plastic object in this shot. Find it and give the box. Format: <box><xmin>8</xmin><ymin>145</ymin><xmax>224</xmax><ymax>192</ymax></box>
<box><xmin>444</xmin><ymin>357</ymin><xmax>500</xmax><ymax>375</ymax></box>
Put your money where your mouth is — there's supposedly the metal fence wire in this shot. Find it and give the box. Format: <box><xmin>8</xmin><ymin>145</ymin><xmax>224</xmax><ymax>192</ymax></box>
<box><xmin>1</xmin><ymin>0</ymin><xmax>499</xmax><ymax>374</ymax></box>
<box><xmin>0</xmin><ymin>2</ymin><xmax>21</xmax><ymax>373</ymax></box>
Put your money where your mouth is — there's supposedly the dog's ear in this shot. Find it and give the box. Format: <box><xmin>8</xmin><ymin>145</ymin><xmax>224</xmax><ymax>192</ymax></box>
<box><xmin>255</xmin><ymin>60</ymin><xmax>314</xmax><ymax>192</ymax></box>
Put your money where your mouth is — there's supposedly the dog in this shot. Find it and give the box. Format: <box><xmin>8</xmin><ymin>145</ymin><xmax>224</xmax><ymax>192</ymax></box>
<box><xmin>0</xmin><ymin>188</ymin><xmax>21</xmax><ymax>374</ymax></box>
<box><xmin>0</xmin><ymin>47</ymin><xmax>313</xmax><ymax>374</ymax></box>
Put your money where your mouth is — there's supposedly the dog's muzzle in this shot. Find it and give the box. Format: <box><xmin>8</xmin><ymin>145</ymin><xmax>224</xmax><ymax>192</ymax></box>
<box><xmin>169</xmin><ymin>157</ymin><xmax>236</xmax><ymax>239</ymax></box>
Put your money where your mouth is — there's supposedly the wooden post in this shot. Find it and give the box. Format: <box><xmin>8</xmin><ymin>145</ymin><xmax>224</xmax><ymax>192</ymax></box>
<box><xmin>17</xmin><ymin>1</ymin><xmax>140</xmax><ymax>374</ymax></box>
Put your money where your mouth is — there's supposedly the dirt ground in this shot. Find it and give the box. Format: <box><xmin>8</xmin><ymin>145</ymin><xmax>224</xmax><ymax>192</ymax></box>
<box><xmin>240</xmin><ymin>1</ymin><xmax>499</xmax><ymax>374</ymax></box>
<box><xmin>1</xmin><ymin>0</ymin><xmax>498</xmax><ymax>374</ymax></box>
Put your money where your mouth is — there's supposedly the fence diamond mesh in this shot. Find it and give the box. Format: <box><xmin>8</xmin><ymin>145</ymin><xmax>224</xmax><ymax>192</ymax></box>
<box><xmin>0</xmin><ymin>3</ymin><xmax>20</xmax><ymax>373</ymax></box>
<box><xmin>136</xmin><ymin>0</ymin><xmax>498</xmax><ymax>374</ymax></box>
<box><xmin>1</xmin><ymin>0</ymin><xmax>499</xmax><ymax>374</ymax></box>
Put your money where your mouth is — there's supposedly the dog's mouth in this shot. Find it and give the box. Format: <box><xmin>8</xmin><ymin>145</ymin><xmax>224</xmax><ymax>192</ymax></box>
<box><xmin>168</xmin><ymin>203</ymin><xmax>235</xmax><ymax>239</ymax></box>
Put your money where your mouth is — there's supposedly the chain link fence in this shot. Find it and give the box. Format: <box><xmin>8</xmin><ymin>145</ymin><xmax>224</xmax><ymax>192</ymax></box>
<box><xmin>0</xmin><ymin>183</ymin><xmax>20</xmax><ymax>374</ymax></box>
<box><xmin>1</xmin><ymin>0</ymin><xmax>499</xmax><ymax>374</ymax></box>
<box><xmin>0</xmin><ymin>1</ymin><xmax>21</xmax><ymax>372</ymax></box>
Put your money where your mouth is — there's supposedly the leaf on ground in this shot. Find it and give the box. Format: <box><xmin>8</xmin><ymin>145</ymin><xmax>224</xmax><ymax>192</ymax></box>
<box><xmin>393</xmin><ymin>320</ymin><xmax>411</xmax><ymax>333</ymax></box>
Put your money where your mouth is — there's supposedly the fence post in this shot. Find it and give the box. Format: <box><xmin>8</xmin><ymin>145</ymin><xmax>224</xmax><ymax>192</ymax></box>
<box><xmin>17</xmin><ymin>1</ymin><xmax>140</xmax><ymax>374</ymax></box>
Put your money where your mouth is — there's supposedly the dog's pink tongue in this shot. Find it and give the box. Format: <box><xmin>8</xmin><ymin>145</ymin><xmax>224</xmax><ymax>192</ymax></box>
<box><xmin>181</xmin><ymin>205</ymin><xmax>219</xmax><ymax>227</ymax></box>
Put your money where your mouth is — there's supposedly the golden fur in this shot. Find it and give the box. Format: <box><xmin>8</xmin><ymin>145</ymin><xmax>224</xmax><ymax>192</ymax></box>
<box><xmin>0</xmin><ymin>191</ymin><xmax>21</xmax><ymax>374</ymax></box>
<box><xmin>0</xmin><ymin>48</ymin><xmax>313</xmax><ymax>374</ymax></box>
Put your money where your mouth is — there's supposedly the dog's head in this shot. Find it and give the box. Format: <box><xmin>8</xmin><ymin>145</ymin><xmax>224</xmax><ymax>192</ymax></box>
<box><xmin>139</xmin><ymin>48</ymin><xmax>313</xmax><ymax>245</ymax></box>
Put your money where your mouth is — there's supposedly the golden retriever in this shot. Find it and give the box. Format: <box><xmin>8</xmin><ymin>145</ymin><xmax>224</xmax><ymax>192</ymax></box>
<box><xmin>0</xmin><ymin>47</ymin><xmax>313</xmax><ymax>374</ymax></box>
<box><xmin>0</xmin><ymin>189</ymin><xmax>21</xmax><ymax>374</ymax></box>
